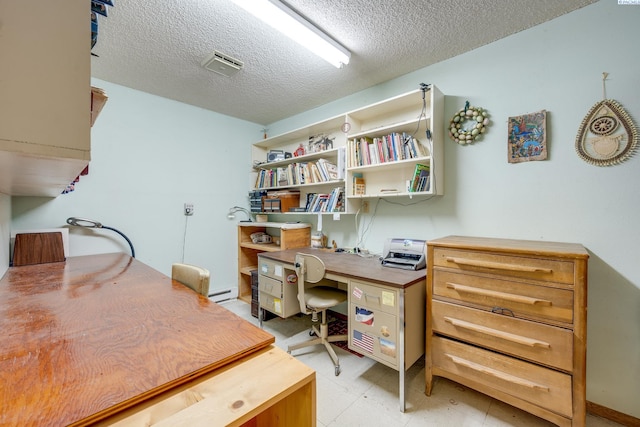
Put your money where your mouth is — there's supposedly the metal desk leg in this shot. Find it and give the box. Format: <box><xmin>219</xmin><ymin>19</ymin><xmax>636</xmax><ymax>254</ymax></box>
<box><xmin>258</xmin><ymin>292</ymin><xmax>263</xmax><ymax>329</ymax></box>
<box><xmin>399</xmin><ymin>293</ymin><xmax>406</xmax><ymax>412</ymax></box>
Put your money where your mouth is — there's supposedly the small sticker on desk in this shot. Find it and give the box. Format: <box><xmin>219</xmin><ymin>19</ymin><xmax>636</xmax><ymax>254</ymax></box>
<box><xmin>353</xmin><ymin>330</ymin><xmax>374</xmax><ymax>353</ymax></box>
<box><xmin>274</xmin><ymin>265</ymin><xmax>283</xmax><ymax>277</ymax></box>
<box><xmin>274</xmin><ymin>298</ymin><xmax>282</xmax><ymax>313</ymax></box>
<box><xmin>379</xmin><ymin>337</ymin><xmax>396</xmax><ymax>358</ymax></box>
<box><xmin>352</xmin><ymin>286</ymin><xmax>363</xmax><ymax>299</ymax></box>
<box><xmin>261</xmin><ymin>264</ymin><xmax>268</xmax><ymax>273</ymax></box>
<box><xmin>381</xmin><ymin>291</ymin><xmax>394</xmax><ymax>307</ymax></box>
<box><xmin>355</xmin><ymin>307</ymin><xmax>374</xmax><ymax>325</ymax></box>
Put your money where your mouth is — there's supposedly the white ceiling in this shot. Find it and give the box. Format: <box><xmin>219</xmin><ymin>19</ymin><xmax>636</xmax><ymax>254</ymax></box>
<box><xmin>90</xmin><ymin>0</ymin><xmax>597</xmax><ymax>125</ymax></box>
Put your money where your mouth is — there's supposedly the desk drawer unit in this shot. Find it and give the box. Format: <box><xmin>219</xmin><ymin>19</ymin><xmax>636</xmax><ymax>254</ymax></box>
<box><xmin>258</xmin><ymin>258</ymin><xmax>300</xmax><ymax>318</ymax></box>
<box><xmin>426</xmin><ymin>236</ymin><xmax>588</xmax><ymax>427</ymax></box>
<box><xmin>349</xmin><ymin>279</ymin><xmax>425</xmax><ymax>371</ymax></box>
<box><xmin>349</xmin><ymin>281</ymin><xmax>399</xmax><ymax>368</ymax></box>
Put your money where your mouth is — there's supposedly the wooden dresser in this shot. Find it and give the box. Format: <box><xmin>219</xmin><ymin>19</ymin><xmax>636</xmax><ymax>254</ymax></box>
<box><xmin>425</xmin><ymin>236</ymin><xmax>588</xmax><ymax>427</ymax></box>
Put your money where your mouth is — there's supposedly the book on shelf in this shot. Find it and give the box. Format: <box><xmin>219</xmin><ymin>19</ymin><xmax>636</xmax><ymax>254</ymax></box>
<box><xmin>403</xmin><ymin>134</ymin><xmax>430</xmax><ymax>158</ymax></box>
<box><xmin>352</xmin><ymin>172</ymin><xmax>366</xmax><ymax>196</ymax></box>
<box><xmin>254</xmin><ymin>155</ymin><xmax>343</xmax><ymax>189</ymax></box>
<box><xmin>277</xmin><ymin>168</ymin><xmax>288</xmax><ymax>186</ymax></box>
<box><xmin>347</xmin><ymin>133</ymin><xmax>429</xmax><ymax>168</ymax></box>
<box><xmin>337</xmin><ymin>147</ymin><xmax>346</xmax><ymax>179</ymax></box>
<box><xmin>316</xmin><ymin>158</ymin><xmax>339</xmax><ymax>181</ymax></box>
<box><xmin>305</xmin><ymin>187</ymin><xmax>344</xmax><ymax>212</ymax></box>
<box><xmin>410</xmin><ymin>163</ymin><xmax>430</xmax><ymax>192</ymax></box>
<box><xmin>309</xmin><ymin>163</ymin><xmax>322</xmax><ymax>183</ymax></box>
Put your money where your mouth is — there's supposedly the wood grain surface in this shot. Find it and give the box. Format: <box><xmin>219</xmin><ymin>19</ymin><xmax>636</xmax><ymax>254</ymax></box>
<box><xmin>12</xmin><ymin>232</ymin><xmax>65</xmax><ymax>266</ymax></box>
<box><xmin>0</xmin><ymin>253</ymin><xmax>274</xmax><ymax>426</ymax></box>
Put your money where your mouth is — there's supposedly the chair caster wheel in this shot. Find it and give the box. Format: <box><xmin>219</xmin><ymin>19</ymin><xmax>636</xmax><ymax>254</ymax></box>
<box><xmin>309</xmin><ymin>330</ymin><xmax>316</xmax><ymax>336</ymax></box>
<box><xmin>335</xmin><ymin>366</ymin><xmax>341</xmax><ymax>376</ymax></box>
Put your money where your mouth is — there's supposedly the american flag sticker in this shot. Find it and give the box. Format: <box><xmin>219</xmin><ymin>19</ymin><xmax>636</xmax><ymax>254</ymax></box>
<box><xmin>353</xmin><ymin>330</ymin><xmax>374</xmax><ymax>353</ymax></box>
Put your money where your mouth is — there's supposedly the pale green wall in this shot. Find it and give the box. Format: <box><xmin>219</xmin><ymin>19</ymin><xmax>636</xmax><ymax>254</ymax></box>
<box><xmin>7</xmin><ymin>0</ymin><xmax>639</xmax><ymax>419</ymax></box>
<box><xmin>10</xmin><ymin>81</ymin><xmax>263</xmax><ymax>289</ymax></box>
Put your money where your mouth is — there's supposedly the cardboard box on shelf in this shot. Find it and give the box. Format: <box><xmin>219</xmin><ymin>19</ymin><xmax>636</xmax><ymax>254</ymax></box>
<box><xmin>262</xmin><ymin>190</ymin><xmax>300</xmax><ymax>213</ymax></box>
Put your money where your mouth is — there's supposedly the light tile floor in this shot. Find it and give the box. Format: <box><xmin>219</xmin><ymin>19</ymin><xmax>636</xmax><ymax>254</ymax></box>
<box><xmin>220</xmin><ymin>299</ymin><xmax>622</xmax><ymax>427</ymax></box>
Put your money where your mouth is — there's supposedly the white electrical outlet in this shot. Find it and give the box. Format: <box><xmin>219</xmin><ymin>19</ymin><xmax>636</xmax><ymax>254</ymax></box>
<box><xmin>184</xmin><ymin>203</ymin><xmax>194</xmax><ymax>216</ymax></box>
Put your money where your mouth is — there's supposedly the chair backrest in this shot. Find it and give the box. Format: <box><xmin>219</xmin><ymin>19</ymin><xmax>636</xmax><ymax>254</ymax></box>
<box><xmin>294</xmin><ymin>253</ymin><xmax>325</xmax><ymax>314</ymax></box>
<box><xmin>171</xmin><ymin>263</ymin><xmax>210</xmax><ymax>297</ymax></box>
<box><xmin>12</xmin><ymin>232</ymin><xmax>66</xmax><ymax>266</ymax></box>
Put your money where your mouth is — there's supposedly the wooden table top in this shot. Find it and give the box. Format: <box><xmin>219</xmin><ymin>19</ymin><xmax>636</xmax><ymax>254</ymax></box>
<box><xmin>258</xmin><ymin>248</ymin><xmax>425</xmax><ymax>288</ymax></box>
<box><xmin>0</xmin><ymin>253</ymin><xmax>274</xmax><ymax>427</ymax></box>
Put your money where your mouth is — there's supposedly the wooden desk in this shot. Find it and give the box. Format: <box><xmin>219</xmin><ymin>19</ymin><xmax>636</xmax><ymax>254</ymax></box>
<box><xmin>258</xmin><ymin>248</ymin><xmax>426</xmax><ymax>412</ymax></box>
<box><xmin>0</xmin><ymin>254</ymin><xmax>314</xmax><ymax>426</ymax></box>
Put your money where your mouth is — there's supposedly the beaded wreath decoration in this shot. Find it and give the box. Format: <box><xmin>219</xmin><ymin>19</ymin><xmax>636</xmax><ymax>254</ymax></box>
<box><xmin>449</xmin><ymin>101</ymin><xmax>490</xmax><ymax>145</ymax></box>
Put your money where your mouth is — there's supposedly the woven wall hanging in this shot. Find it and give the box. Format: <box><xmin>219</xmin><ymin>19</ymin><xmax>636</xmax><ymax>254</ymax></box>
<box><xmin>575</xmin><ymin>73</ymin><xmax>638</xmax><ymax>166</ymax></box>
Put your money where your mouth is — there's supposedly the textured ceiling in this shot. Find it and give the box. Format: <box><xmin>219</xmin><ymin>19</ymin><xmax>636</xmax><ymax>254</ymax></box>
<box><xmin>90</xmin><ymin>0</ymin><xmax>597</xmax><ymax>125</ymax></box>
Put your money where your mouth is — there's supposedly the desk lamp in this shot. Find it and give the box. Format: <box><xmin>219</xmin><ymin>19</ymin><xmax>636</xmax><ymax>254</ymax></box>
<box><xmin>66</xmin><ymin>217</ymin><xmax>136</xmax><ymax>258</ymax></box>
<box><xmin>226</xmin><ymin>206</ymin><xmax>253</xmax><ymax>222</ymax></box>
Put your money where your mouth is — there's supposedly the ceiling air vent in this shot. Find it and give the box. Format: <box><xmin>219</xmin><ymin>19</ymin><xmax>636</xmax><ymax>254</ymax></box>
<box><xmin>201</xmin><ymin>50</ymin><xmax>244</xmax><ymax>77</ymax></box>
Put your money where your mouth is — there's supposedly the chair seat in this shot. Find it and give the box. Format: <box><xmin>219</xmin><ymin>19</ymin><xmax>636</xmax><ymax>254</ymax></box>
<box><xmin>305</xmin><ymin>286</ymin><xmax>347</xmax><ymax>309</ymax></box>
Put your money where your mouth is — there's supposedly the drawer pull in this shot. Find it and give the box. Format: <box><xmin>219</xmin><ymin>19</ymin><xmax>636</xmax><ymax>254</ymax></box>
<box><xmin>446</xmin><ymin>353</ymin><xmax>550</xmax><ymax>392</ymax></box>
<box><xmin>364</xmin><ymin>293</ymin><xmax>380</xmax><ymax>302</ymax></box>
<box><xmin>446</xmin><ymin>283</ymin><xmax>552</xmax><ymax>307</ymax></box>
<box><xmin>444</xmin><ymin>317</ymin><xmax>551</xmax><ymax>349</ymax></box>
<box><xmin>445</xmin><ymin>257</ymin><xmax>552</xmax><ymax>274</ymax></box>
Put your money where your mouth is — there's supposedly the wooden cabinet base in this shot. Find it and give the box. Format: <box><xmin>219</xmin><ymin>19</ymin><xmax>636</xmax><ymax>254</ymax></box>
<box><xmin>97</xmin><ymin>345</ymin><xmax>316</xmax><ymax>427</ymax></box>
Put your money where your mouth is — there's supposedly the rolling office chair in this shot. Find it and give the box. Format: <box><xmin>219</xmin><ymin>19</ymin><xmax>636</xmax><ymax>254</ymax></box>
<box><xmin>287</xmin><ymin>253</ymin><xmax>347</xmax><ymax>376</ymax></box>
<box><xmin>171</xmin><ymin>263</ymin><xmax>210</xmax><ymax>297</ymax></box>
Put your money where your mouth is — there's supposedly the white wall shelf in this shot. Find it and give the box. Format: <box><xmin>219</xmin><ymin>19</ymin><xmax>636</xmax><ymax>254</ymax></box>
<box><xmin>249</xmin><ymin>85</ymin><xmax>444</xmax><ymax>214</ymax></box>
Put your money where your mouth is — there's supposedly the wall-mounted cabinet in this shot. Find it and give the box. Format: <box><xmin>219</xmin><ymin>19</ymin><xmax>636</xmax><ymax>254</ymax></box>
<box><xmin>250</xmin><ymin>85</ymin><xmax>444</xmax><ymax>215</ymax></box>
<box><xmin>0</xmin><ymin>2</ymin><xmax>92</xmax><ymax>197</ymax></box>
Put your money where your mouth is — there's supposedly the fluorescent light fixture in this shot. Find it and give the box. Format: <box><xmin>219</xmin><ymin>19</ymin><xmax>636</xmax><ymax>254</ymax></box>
<box><xmin>231</xmin><ymin>0</ymin><xmax>350</xmax><ymax>68</ymax></box>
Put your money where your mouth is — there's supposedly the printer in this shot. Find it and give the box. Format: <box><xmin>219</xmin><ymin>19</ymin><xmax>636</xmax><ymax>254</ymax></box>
<box><xmin>381</xmin><ymin>238</ymin><xmax>426</xmax><ymax>270</ymax></box>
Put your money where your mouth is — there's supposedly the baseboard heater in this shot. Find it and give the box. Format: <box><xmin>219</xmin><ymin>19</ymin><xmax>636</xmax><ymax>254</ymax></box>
<box><xmin>208</xmin><ymin>288</ymin><xmax>233</xmax><ymax>302</ymax></box>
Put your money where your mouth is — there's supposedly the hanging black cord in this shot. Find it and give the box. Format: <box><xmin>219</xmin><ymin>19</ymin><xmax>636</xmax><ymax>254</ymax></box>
<box><xmin>404</xmin><ymin>83</ymin><xmax>432</xmax><ymax>146</ymax></box>
<box><xmin>102</xmin><ymin>226</ymin><xmax>136</xmax><ymax>258</ymax></box>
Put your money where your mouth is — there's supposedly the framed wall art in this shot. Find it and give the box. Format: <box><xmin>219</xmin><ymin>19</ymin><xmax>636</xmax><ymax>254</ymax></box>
<box><xmin>508</xmin><ymin>110</ymin><xmax>547</xmax><ymax>163</ymax></box>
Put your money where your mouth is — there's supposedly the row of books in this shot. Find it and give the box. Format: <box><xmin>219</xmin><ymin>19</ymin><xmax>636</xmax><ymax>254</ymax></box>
<box><xmin>410</xmin><ymin>164</ymin><xmax>431</xmax><ymax>192</ymax></box>
<box><xmin>347</xmin><ymin>132</ymin><xmax>429</xmax><ymax>168</ymax></box>
<box><xmin>254</xmin><ymin>158</ymin><xmax>340</xmax><ymax>189</ymax></box>
<box><xmin>305</xmin><ymin>187</ymin><xmax>344</xmax><ymax>212</ymax></box>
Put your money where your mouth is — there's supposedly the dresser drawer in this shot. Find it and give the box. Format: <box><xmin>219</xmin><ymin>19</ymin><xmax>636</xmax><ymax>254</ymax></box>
<box><xmin>433</xmin><ymin>248</ymin><xmax>575</xmax><ymax>285</ymax></box>
<box><xmin>258</xmin><ymin>258</ymin><xmax>285</xmax><ymax>281</ymax></box>
<box><xmin>433</xmin><ymin>269</ymin><xmax>573</xmax><ymax>325</ymax></box>
<box><xmin>258</xmin><ymin>275</ymin><xmax>282</xmax><ymax>298</ymax></box>
<box><xmin>432</xmin><ymin>300</ymin><xmax>573</xmax><ymax>371</ymax></box>
<box><xmin>349</xmin><ymin>303</ymin><xmax>398</xmax><ymax>368</ymax></box>
<box><xmin>350</xmin><ymin>280</ymin><xmax>399</xmax><ymax>316</ymax></box>
<box><xmin>432</xmin><ymin>337</ymin><xmax>573</xmax><ymax>418</ymax></box>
